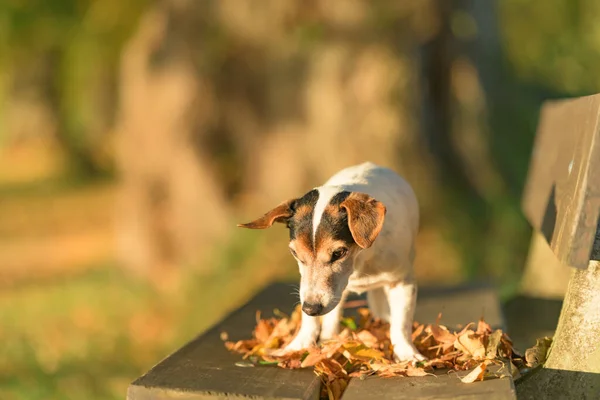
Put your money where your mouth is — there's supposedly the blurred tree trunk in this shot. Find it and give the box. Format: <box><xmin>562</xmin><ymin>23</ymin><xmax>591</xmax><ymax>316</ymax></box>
<box><xmin>116</xmin><ymin>2</ymin><xmax>231</xmax><ymax>282</ymax></box>
<box><xmin>115</xmin><ymin>0</ymin><xmax>489</xmax><ymax>284</ymax></box>
<box><xmin>419</xmin><ymin>0</ymin><xmax>529</xmax><ymax>282</ymax></box>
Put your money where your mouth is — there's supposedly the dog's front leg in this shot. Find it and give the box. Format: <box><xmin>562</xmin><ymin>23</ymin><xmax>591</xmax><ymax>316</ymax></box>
<box><xmin>386</xmin><ymin>281</ymin><xmax>426</xmax><ymax>363</ymax></box>
<box><xmin>283</xmin><ymin>314</ymin><xmax>320</xmax><ymax>352</ymax></box>
<box><xmin>319</xmin><ymin>292</ymin><xmax>347</xmax><ymax>342</ymax></box>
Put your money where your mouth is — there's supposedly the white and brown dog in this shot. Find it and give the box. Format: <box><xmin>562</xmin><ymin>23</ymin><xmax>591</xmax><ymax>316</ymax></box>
<box><xmin>238</xmin><ymin>162</ymin><xmax>424</xmax><ymax>362</ymax></box>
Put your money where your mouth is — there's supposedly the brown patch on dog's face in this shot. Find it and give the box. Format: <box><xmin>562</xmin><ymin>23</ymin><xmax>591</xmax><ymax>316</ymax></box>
<box><xmin>239</xmin><ymin>188</ymin><xmax>386</xmax><ymax>317</ymax></box>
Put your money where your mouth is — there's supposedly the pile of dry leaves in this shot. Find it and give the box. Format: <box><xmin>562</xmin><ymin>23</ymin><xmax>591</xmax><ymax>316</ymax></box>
<box><xmin>223</xmin><ymin>304</ymin><xmax>525</xmax><ymax>399</ymax></box>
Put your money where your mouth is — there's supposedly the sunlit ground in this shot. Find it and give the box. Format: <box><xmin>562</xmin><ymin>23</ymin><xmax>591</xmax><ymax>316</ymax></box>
<box><xmin>0</xmin><ymin>145</ymin><xmax>294</xmax><ymax>399</ymax></box>
<box><xmin>0</xmin><ymin>262</ymin><xmax>284</xmax><ymax>400</ymax></box>
<box><xmin>0</xmin><ymin>238</ymin><xmax>291</xmax><ymax>400</ymax></box>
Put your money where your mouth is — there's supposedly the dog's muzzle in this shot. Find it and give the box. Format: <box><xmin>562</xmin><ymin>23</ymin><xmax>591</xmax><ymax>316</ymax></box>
<box><xmin>302</xmin><ymin>302</ymin><xmax>324</xmax><ymax>316</ymax></box>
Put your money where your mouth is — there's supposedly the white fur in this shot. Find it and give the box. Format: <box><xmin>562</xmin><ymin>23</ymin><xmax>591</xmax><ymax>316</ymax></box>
<box><xmin>286</xmin><ymin>161</ymin><xmax>424</xmax><ymax>362</ymax></box>
<box><xmin>312</xmin><ymin>186</ymin><xmax>340</xmax><ymax>241</ymax></box>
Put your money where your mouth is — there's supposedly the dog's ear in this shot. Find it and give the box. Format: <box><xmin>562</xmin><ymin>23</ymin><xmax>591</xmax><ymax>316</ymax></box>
<box><xmin>340</xmin><ymin>192</ymin><xmax>386</xmax><ymax>249</ymax></box>
<box><xmin>237</xmin><ymin>199</ymin><xmax>296</xmax><ymax>229</ymax></box>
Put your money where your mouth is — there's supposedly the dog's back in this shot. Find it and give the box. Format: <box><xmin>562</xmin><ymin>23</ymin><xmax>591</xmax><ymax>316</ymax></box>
<box><xmin>322</xmin><ymin>161</ymin><xmax>418</xmax><ymax>240</ymax></box>
<box><xmin>318</xmin><ymin>161</ymin><xmax>419</xmax><ymax>288</ymax></box>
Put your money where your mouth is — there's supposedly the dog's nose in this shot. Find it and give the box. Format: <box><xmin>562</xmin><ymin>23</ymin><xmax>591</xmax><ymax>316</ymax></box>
<box><xmin>302</xmin><ymin>302</ymin><xmax>324</xmax><ymax>316</ymax></box>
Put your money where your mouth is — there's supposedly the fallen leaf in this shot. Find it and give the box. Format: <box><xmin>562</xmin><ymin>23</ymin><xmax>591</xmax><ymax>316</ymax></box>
<box><xmin>411</xmin><ymin>323</ymin><xmax>425</xmax><ymax>342</ymax></box>
<box><xmin>279</xmin><ymin>358</ymin><xmax>303</xmax><ymax>369</ymax></box>
<box><xmin>326</xmin><ymin>378</ymin><xmax>347</xmax><ymax>400</ymax></box>
<box><xmin>301</xmin><ymin>350</ymin><xmax>328</xmax><ymax>368</ymax></box>
<box><xmin>253</xmin><ymin>319</ymin><xmax>273</xmax><ymax>343</ymax></box>
<box><xmin>224</xmin><ymin>306</ymin><xmax>522</xmax><ymax>388</ymax></box>
<box><xmin>235</xmin><ymin>361</ymin><xmax>255</xmax><ymax>368</ymax></box>
<box><xmin>258</xmin><ymin>360</ymin><xmax>280</xmax><ymax>365</ymax></box>
<box><xmin>356</xmin><ymin>330</ymin><xmax>378</xmax><ymax>347</ymax></box>
<box><xmin>525</xmin><ymin>336</ymin><xmax>553</xmax><ymax>368</ymax></box>
<box><xmin>459</xmin><ymin>361</ymin><xmax>490</xmax><ymax>383</ymax></box>
<box><xmin>477</xmin><ymin>318</ymin><xmax>493</xmax><ymax>335</ymax></box>
<box><xmin>342</xmin><ymin>342</ymin><xmax>385</xmax><ymax>361</ymax></box>
<box><xmin>341</xmin><ymin>317</ymin><xmax>358</xmax><ymax>331</ymax></box>
<box><xmin>454</xmin><ymin>330</ymin><xmax>486</xmax><ymax>360</ymax></box>
<box><xmin>485</xmin><ymin>330</ymin><xmax>503</xmax><ymax>359</ymax></box>
<box><xmin>430</xmin><ymin>324</ymin><xmax>457</xmax><ymax>344</ymax></box>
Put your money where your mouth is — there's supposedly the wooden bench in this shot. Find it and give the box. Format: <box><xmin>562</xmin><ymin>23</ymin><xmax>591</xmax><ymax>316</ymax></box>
<box><xmin>129</xmin><ymin>93</ymin><xmax>600</xmax><ymax>399</ymax></box>
<box><xmin>512</xmin><ymin>94</ymin><xmax>600</xmax><ymax>399</ymax></box>
<box><xmin>128</xmin><ymin>283</ymin><xmax>516</xmax><ymax>399</ymax></box>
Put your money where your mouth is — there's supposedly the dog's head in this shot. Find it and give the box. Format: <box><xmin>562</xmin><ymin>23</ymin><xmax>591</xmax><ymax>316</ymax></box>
<box><xmin>238</xmin><ymin>189</ymin><xmax>386</xmax><ymax>316</ymax></box>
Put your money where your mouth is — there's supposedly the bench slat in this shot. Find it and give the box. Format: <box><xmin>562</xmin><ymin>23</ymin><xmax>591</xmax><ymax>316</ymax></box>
<box><xmin>342</xmin><ymin>367</ymin><xmax>515</xmax><ymax>400</ymax></box>
<box><xmin>129</xmin><ymin>284</ymin><xmax>512</xmax><ymax>399</ymax></box>
<box><xmin>522</xmin><ymin>94</ymin><xmax>600</xmax><ymax>269</ymax></box>
<box><xmin>127</xmin><ymin>283</ymin><xmax>321</xmax><ymax>400</ymax></box>
<box><xmin>343</xmin><ymin>286</ymin><xmax>516</xmax><ymax>400</ymax></box>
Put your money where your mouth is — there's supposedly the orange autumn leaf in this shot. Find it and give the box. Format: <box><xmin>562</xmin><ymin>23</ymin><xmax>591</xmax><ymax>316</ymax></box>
<box><xmin>301</xmin><ymin>350</ymin><xmax>328</xmax><ymax>368</ymax></box>
<box><xmin>477</xmin><ymin>318</ymin><xmax>493</xmax><ymax>335</ymax></box>
<box><xmin>459</xmin><ymin>360</ymin><xmax>491</xmax><ymax>383</ymax></box>
<box><xmin>429</xmin><ymin>324</ymin><xmax>457</xmax><ymax>344</ymax></box>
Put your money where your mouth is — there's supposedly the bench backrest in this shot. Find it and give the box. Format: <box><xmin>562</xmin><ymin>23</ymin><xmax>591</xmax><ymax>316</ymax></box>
<box><xmin>522</xmin><ymin>94</ymin><xmax>600</xmax><ymax>269</ymax></box>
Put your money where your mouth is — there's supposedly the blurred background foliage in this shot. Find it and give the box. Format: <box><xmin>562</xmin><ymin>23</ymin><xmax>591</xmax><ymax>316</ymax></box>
<box><xmin>0</xmin><ymin>0</ymin><xmax>596</xmax><ymax>398</ymax></box>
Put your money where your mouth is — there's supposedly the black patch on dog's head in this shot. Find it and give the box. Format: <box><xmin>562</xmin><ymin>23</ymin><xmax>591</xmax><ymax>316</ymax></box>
<box><xmin>287</xmin><ymin>189</ymin><xmax>319</xmax><ymax>245</ymax></box>
<box><xmin>315</xmin><ymin>191</ymin><xmax>355</xmax><ymax>250</ymax></box>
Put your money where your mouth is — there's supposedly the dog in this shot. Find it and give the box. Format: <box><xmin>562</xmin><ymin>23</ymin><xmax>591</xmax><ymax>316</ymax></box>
<box><xmin>238</xmin><ymin>162</ymin><xmax>424</xmax><ymax>362</ymax></box>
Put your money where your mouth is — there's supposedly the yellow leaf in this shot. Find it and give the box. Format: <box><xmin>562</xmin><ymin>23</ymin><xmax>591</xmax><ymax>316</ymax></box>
<box><xmin>459</xmin><ymin>361</ymin><xmax>490</xmax><ymax>383</ymax></box>
<box><xmin>342</xmin><ymin>343</ymin><xmax>385</xmax><ymax>361</ymax></box>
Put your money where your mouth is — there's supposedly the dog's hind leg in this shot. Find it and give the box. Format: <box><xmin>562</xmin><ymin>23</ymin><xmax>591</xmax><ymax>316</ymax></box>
<box><xmin>367</xmin><ymin>287</ymin><xmax>390</xmax><ymax>322</ymax></box>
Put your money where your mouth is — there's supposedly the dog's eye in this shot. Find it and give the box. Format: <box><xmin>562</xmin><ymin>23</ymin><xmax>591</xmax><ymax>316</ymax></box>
<box><xmin>330</xmin><ymin>248</ymin><xmax>348</xmax><ymax>263</ymax></box>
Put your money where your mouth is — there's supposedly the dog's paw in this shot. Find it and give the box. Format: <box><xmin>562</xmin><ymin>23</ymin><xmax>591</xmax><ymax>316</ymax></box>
<box><xmin>270</xmin><ymin>335</ymin><xmax>317</xmax><ymax>357</ymax></box>
<box><xmin>393</xmin><ymin>344</ymin><xmax>427</xmax><ymax>365</ymax></box>
<box><xmin>318</xmin><ymin>329</ymin><xmax>339</xmax><ymax>343</ymax></box>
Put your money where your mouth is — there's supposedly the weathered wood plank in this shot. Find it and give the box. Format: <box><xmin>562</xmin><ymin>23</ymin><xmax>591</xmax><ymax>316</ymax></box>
<box><xmin>414</xmin><ymin>285</ymin><xmax>504</xmax><ymax>329</ymax></box>
<box><xmin>344</xmin><ymin>286</ymin><xmax>515</xmax><ymax>400</ymax></box>
<box><xmin>343</xmin><ymin>367</ymin><xmax>515</xmax><ymax>400</ymax></box>
<box><xmin>522</xmin><ymin>94</ymin><xmax>600</xmax><ymax>269</ymax></box>
<box><xmin>129</xmin><ymin>283</ymin><xmax>508</xmax><ymax>399</ymax></box>
<box><xmin>127</xmin><ymin>283</ymin><xmax>321</xmax><ymax>400</ymax></box>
